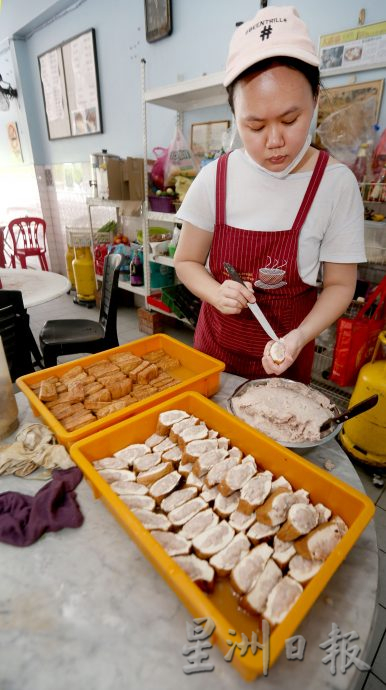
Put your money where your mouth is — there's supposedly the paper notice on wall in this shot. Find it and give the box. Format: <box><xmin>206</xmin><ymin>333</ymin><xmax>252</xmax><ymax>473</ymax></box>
<box><xmin>70</xmin><ymin>32</ymin><xmax>98</xmax><ymax>111</ymax></box>
<box><xmin>320</xmin><ymin>21</ymin><xmax>386</xmax><ymax>75</ymax></box>
<box><xmin>39</xmin><ymin>50</ymin><xmax>65</xmax><ymax>121</ymax></box>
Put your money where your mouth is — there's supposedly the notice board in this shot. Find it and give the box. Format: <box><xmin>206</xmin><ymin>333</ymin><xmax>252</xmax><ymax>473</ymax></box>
<box><xmin>38</xmin><ymin>28</ymin><xmax>103</xmax><ymax>140</ymax></box>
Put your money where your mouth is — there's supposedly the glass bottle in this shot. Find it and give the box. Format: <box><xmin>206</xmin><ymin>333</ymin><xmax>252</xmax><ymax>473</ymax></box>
<box><xmin>352</xmin><ymin>143</ymin><xmax>367</xmax><ymax>184</ymax></box>
<box><xmin>130</xmin><ymin>249</ymin><xmax>143</xmax><ymax>286</ymax></box>
<box><xmin>0</xmin><ymin>336</ymin><xmax>19</xmax><ymax>440</ymax></box>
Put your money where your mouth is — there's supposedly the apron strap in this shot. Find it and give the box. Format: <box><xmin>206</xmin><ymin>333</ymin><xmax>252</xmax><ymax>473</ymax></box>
<box><xmin>215</xmin><ymin>153</ymin><xmax>231</xmax><ymax>226</ymax></box>
<box><xmin>292</xmin><ymin>150</ymin><xmax>329</xmax><ymax>233</ymax></box>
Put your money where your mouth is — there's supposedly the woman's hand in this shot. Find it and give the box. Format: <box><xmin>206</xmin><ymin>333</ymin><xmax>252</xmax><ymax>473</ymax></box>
<box><xmin>261</xmin><ymin>328</ymin><xmax>305</xmax><ymax>376</ymax></box>
<box><xmin>213</xmin><ymin>280</ymin><xmax>256</xmax><ymax>315</ymax></box>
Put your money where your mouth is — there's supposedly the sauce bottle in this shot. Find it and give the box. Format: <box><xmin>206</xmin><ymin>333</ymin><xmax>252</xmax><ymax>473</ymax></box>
<box><xmin>130</xmin><ymin>249</ymin><xmax>143</xmax><ymax>286</ymax></box>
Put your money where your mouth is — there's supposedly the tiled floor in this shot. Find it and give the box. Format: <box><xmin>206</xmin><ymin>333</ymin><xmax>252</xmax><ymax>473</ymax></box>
<box><xmin>27</xmin><ymin>290</ymin><xmax>386</xmax><ymax>689</ymax></box>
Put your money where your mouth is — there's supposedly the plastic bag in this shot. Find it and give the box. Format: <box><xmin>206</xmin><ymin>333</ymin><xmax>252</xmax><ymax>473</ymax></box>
<box><xmin>330</xmin><ymin>276</ymin><xmax>386</xmax><ymax>386</ymax></box>
<box><xmin>150</xmin><ymin>146</ymin><xmax>168</xmax><ymax>189</ymax></box>
<box><xmin>372</xmin><ymin>127</ymin><xmax>386</xmax><ymax>178</ymax></box>
<box><xmin>164</xmin><ymin>128</ymin><xmax>198</xmax><ymax>187</ymax></box>
<box><xmin>316</xmin><ymin>96</ymin><xmax>377</xmax><ymax>166</ymax></box>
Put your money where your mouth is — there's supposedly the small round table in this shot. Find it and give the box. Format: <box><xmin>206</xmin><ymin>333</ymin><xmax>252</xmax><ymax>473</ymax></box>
<box><xmin>0</xmin><ymin>268</ymin><xmax>71</xmax><ymax>308</ymax></box>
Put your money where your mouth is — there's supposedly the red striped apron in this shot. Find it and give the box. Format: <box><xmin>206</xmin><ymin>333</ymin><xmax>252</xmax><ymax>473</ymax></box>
<box><xmin>194</xmin><ymin>149</ymin><xmax>329</xmax><ymax>383</ymax></box>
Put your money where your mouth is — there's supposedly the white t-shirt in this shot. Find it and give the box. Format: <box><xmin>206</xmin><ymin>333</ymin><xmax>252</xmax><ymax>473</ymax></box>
<box><xmin>176</xmin><ymin>148</ymin><xmax>366</xmax><ymax>286</ymax></box>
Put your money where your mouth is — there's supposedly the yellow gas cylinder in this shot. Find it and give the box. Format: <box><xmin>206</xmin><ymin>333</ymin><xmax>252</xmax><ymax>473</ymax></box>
<box><xmin>65</xmin><ymin>244</ymin><xmax>76</xmax><ymax>289</ymax></box>
<box><xmin>340</xmin><ymin>330</ymin><xmax>386</xmax><ymax>467</ymax></box>
<box><xmin>72</xmin><ymin>245</ymin><xmax>96</xmax><ymax>304</ymax></box>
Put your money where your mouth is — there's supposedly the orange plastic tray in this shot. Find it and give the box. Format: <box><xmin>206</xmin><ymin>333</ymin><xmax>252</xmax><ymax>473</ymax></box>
<box><xmin>70</xmin><ymin>391</ymin><xmax>375</xmax><ymax>681</ymax></box>
<box><xmin>16</xmin><ymin>334</ymin><xmax>224</xmax><ymax>448</ymax></box>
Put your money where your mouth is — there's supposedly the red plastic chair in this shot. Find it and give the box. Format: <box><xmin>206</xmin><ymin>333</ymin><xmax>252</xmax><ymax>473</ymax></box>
<box><xmin>8</xmin><ymin>216</ymin><xmax>49</xmax><ymax>271</ymax></box>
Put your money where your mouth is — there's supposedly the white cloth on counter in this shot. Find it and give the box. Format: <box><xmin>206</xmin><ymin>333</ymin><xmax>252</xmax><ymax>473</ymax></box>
<box><xmin>0</xmin><ymin>423</ymin><xmax>74</xmax><ymax>477</ymax></box>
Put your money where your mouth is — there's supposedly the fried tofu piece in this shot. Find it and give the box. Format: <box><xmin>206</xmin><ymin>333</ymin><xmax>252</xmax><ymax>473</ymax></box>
<box><xmin>128</xmin><ymin>360</ymin><xmax>150</xmax><ymax>382</ymax></box>
<box><xmin>97</xmin><ymin>371</ymin><xmax>126</xmax><ymax>386</ymax></box>
<box><xmin>84</xmin><ymin>388</ymin><xmax>111</xmax><ymax>404</ymax></box>
<box><xmin>131</xmin><ymin>384</ymin><xmax>156</xmax><ymax>400</ymax></box>
<box><xmin>60</xmin><ymin>366</ymin><xmax>85</xmax><ymax>384</ymax></box>
<box><xmin>109</xmin><ymin>352</ymin><xmax>141</xmax><ymax>366</ymax></box>
<box><xmin>61</xmin><ymin>411</ymin><xmax>95</xmax><ymax>431</ymax></box>
<box><xmin>86</xmin><ymin>361</ymin><xmax>119</xmax><ymax>378</ymax></box>
<box><xmin>156</xmin><ymin>355</ymin><xmax>180</xmax><ymax>371</ymax></box>
<box><xmin>39</xmin><ymin>380</ymin><xmax>57</xmax><ymax>402</ymax></box>
<box><xmin>143</xmin><ymin>349</ymin><xmax>166</xmax><ymax>363</ymax></box>
<box><xmin>83</xmin><ymin>381</ymin><xmax>104</xmax><ymax>396</ymax></box>
<box><xmin>95</xmin><ymin>400</ymin><xmax>128</xmax><ymax>419</ymax></box>
<box><xmin>55</xmin><ymin>402</ymin><xmax>85</xmax><ymax>421</ymax></box>
<box><xmin>137</xmin><ymin>363</ymin><xmax>158</xmax><ymax>384</ymax></box>
<box><xmin>67</xmin><ymin>382</ymin><xmax>85</xmax><ymax>403</ymax></box>
<box><xmin>46</xmin><ymin>391</ymin><xmax>74</xmax><ymax>406</ymax></box>
<box><xmin>106</xmin><ymin>379</ymin><xmax>132</xmax><ymax>400</ymax></box>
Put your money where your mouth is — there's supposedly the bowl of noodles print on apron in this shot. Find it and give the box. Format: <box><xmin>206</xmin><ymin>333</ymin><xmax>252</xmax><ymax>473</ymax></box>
<box><xmin>254</xmin><ymin>256</ymin><xmax>288</xmax><ymax>290</ymax></box>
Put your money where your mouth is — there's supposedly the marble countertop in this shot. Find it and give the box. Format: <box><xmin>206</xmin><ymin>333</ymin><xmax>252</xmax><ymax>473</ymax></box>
<box><xmin>0</xmin><ymin>378</ymin><xmax>378</xmax><ymax>690</ymax></box>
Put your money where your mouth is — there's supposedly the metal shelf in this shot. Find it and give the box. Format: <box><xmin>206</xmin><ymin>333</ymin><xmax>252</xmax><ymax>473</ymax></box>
<box><xmin>147</xmin><ymin>302</ymin><xmax>193</xmax><ymax>328</ymax></box>
<box><xmin>144</xmin><ymin>71</ymin><xmax>227</xmax><ymax>111</ymax></box>
<box><xmin>148</xmin><ymin>210</ymin><xmax>177</xmax><ymax>223</ymax></box>
<box><xmin>86</xmin><ymin>197</ymin><xmax>122</xmax><ymax>207</ymax></box>
<box><xmin>118</xmin><ymin>279</ymin><xmax>147</xmax><ymax>296</ymax></box>
<box><xmin>150</xmin><ymin>254</ymin><xmax>174</xmax><ymax>267</ymax></box>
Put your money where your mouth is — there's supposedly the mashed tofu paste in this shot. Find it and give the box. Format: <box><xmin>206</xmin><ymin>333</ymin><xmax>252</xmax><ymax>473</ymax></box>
<box><xmin>231</xmin><ymin>379</ymin><xmax>334</xmax><ymax>443</ymax></box>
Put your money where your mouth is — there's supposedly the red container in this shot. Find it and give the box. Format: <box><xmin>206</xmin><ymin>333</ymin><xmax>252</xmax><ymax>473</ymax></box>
<box><xmin>147</xmin><ymin>292</ymin><xmax>172</xmax><ymax>313</ymax></box>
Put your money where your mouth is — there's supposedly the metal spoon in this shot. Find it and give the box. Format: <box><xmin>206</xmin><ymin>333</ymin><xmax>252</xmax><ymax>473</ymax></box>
<box><xmin>320</xmin><ymin>394</ymin><xmax>379</xmax><ymax>433</ymax></box>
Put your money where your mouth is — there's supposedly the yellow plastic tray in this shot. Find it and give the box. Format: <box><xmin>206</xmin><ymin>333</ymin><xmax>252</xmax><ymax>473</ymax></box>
<box><xmin>16</xmin><ymin>334</ymin><xmax>224</xmax><ymax>448</ymax></box>
<box><xmin>70</xmin><ymin>391</ymin><xmax>375</xmax><ymax>681</ymax></box>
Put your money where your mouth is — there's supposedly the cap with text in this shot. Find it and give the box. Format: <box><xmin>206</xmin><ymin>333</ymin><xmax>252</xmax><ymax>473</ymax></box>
<box><xmin>224</xmin><ymin>5</ymin><xmax>319</xmax><ymax>87</ymax></box>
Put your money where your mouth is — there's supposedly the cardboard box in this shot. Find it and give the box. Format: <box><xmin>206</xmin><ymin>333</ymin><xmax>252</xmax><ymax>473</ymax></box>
<box><xmin>122</xmin><ymin>157</ymin><xmax>145</xmax><ymax>201</ymax></box>
<box><xmin>96</xmin><ymin>158</ymin><xmax>129</xmax><ymax>200</ymax></box>
<box><xmin>137</xmin><ymin>307</ymin><xmax>163</xmax><ymax>334</ymax></box>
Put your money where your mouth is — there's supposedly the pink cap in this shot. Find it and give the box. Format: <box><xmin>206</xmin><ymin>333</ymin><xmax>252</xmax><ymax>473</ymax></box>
<box><xmin>224</xmin><ymin>5</ymin><xmax>319</xmax><ymax>87</ymax></box>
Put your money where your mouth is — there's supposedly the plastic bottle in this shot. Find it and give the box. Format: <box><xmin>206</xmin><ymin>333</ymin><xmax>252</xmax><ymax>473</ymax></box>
<box><xmin>65</xmin><ymin>243</ymin><xmax>76</xmax><ymax>289</ymax></box>
<box><xmin>72</xmin><ymin>245</ymin><xmax>97</xmax><ymax>302</ymax></box>
<box><xmin>130</xmin><ymin>249</ymin><xmax>143</xmax><ymax>286</ymax></box>
<box><xmin>352</xmin><ymin>143</ymin><xmax>368</xmax><ymax>184</ymax></box>
<box><xmin>0</xmin><ymin>336</ymin><xmax>19</xmax><ymax>440</ymax></box>
<box><xmin>168</xmin><ymin>223</ymin><xmax>182</xmax><ymax>257</ymax></box>
<box><xmin>369</xmin><ymin>163</ymin><xmax>386</xmax><ymax>202</ymax></box>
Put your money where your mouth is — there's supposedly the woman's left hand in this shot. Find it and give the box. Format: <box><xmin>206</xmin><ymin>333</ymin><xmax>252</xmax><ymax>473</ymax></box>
<box><xmin>261</xmin><ymin>328</ymin><xmax>305</xmax><ymax>376</ymax></box>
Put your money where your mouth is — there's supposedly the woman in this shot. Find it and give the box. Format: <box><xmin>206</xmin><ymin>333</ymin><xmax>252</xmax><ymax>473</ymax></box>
<box><xmin>174</xmin><ymin>5</ymin><xmax>365</xmax><ymax>384</ymax></box>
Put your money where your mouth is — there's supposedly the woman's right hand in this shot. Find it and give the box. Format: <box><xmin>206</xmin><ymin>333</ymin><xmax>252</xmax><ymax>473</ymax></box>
<box><xmin>213</xmin><ymin>280</ymin><xmax>256</xmax><ymax>314</ymax></box>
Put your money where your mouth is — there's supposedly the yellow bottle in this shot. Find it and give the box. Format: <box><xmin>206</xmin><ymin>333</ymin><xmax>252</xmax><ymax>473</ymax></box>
<box><xmin>72</xmin><ymin>246</ymin><xmax>96</xmax><ymax>302</ymax></box>
<box><xmin>65</xmin><ymin>244</ymin><xmax>76</xmax><ymax>289</ymax></box>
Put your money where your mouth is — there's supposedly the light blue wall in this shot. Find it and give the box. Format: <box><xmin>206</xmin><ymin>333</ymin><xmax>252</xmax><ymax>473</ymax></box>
<box><xmin>0</xmin><ymin>0</ymin><xmax>385</xmax><ymax>166</ymax></box>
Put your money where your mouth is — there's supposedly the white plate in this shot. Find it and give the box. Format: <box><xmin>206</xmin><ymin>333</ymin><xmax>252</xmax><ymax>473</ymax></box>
<box><xmin>228</xmin><ymin>378</ymin><xmax>342</xmax><ymax>450</ymax></box>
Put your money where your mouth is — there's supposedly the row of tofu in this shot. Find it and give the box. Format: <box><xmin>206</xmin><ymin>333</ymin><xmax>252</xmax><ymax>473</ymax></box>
<box><xmin>91</xmin><ymin>409</ymin><xmax>348</xmax><ymax>627</ymax></box>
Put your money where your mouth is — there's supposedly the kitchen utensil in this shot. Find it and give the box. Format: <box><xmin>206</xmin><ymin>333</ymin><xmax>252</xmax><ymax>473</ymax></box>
<box><xmin>320</xmin><ymin>394</ymin><xmax>379</xmax><ymax>433</ymax></box>
<box><xmin>224</xmin><ymin>263</ymin><xmax>279</xmax><ymax>341</ymax></box>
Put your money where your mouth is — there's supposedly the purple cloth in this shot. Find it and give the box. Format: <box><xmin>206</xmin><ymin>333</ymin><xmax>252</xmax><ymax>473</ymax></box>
<box><xmin>0</xmin><ymin>467</ymin><xmax>84</xmax><ymax>546</ymax></box>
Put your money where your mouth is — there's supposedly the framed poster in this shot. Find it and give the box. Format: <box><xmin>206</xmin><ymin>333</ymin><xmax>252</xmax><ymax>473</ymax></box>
<box><xmin>317</xmin><ymin>79</ymin><xmax>384</xmax><ymax>131</ymax></box>
<box><xmin>191</xmin><ymin>120</ymin><xmax>230</xmax><ymax>161</ymax></box>
<box><xmin>319</xmin><ymin>20</ymin><xmax>386</xmax><ymax>77</ymax></box>
<box><xmin>38</xmin><ymin>29</ymin><xmax>102</xmax><ymax>140</ymax></box>
<box><xmin>38</xmin><ymin>46</ymin><xmax>71</xmax><ymax>140</ymax></box>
